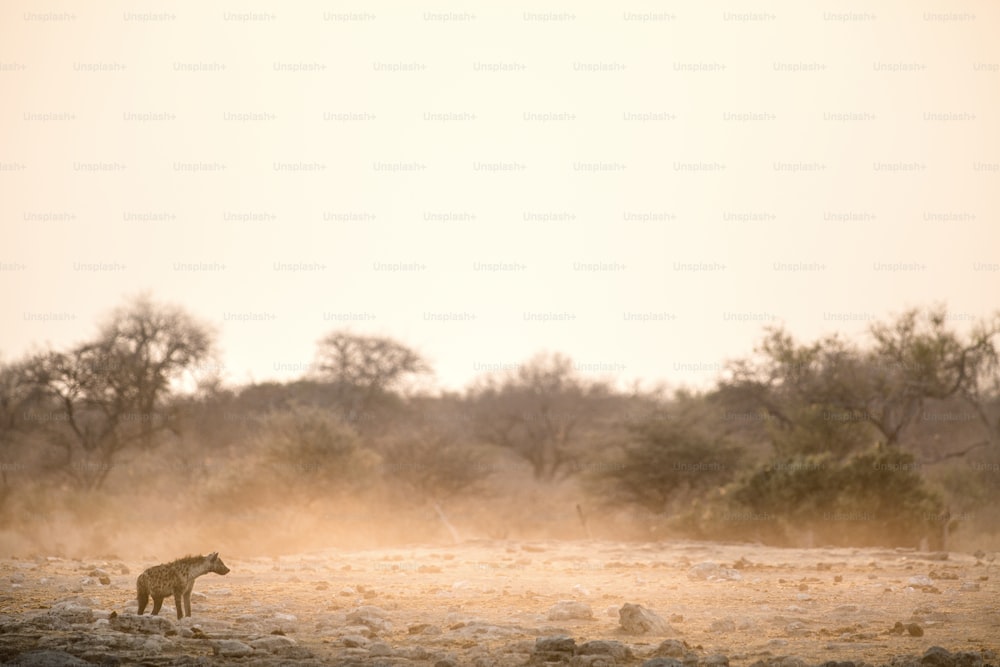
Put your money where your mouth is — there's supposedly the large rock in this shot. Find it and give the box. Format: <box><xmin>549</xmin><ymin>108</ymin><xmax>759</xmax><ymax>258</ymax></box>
<box><xmin>655</xmin><ymin>640</ymin><xmax>691</xmax><ymax>658</ymax></box>
<box><xmin>548</xmin><ymin>600</ymin><xmax>594</xmax><ymax>621</ymax></box>
<box><xmin>576</xmin><ymin>640</ymin><xmax>632</xmax><ymax>661</ymax></box>
<box><xmin>109</xmin><ymin>612</ymin><xmax>174</xmax><ymax>635</ymax></box>
<box><xmin>619</xmin><ymin>603</ymin><xmax>670</xmax><ymax>634</ymax></box>
<box><xmin>532</xmin><ymin>635</ymin><xmax>577</xmax><ymax>663</ymax></box>
<box><xmin>10</xmin><ymin>651</ymin><xmax>90</xmax><ymax>667</ymax></box>
<box><xmin>537</xmin><ymin>636</ymin><xmax>577</xmax><ymax>653</ymax></box>
<box><xmin>346</xmin><ymin>605</ymin><xmax>391</xmax><ymax>631</ymax></box>
<box><xmin>213</xmin><ymin>639</ymin><xmax>254</xmax><ymax>657</ymax></box>
<box><xmin>48</xmin><ymin>602</ymin><xmax>94</xmax><ymax>624</ymax></box>
<box><xmin>747</xmin><ymin>658</ymin><xmax>808</xmax><ymax>667</ymax></box>
<box><xmin>250</xmin><ymin>635</ymin><xmax>297</xmax><ymax>652</ymax></box>
<box><xmin>916</xmin><ymin>646</ymin><xmax>995</xmax><ymax>667</ymax></box>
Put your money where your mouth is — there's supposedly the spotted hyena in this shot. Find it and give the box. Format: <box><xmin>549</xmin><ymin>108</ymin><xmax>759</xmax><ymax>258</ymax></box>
<box><xmin>136</xmin><ymin>552</ymin><xmax>230</xmax><ymax>619</ymax></box>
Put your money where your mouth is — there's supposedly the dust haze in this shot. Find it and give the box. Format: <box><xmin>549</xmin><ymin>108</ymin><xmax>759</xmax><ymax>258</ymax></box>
<box><xmin>1</xmin><ymin>299</ymin><xmax>999</xmax><ymax>664</ymax></box>
<box><xmin>3</xmin><ymin>1</ymin><xmax>1000</xmax><ymax>664</ymax></box>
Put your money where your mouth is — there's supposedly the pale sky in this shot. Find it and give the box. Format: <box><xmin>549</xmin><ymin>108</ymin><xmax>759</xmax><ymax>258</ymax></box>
<box><xmin>2</xmin><ymin>1</ymin><xmax>998</xmax><ymax>392</ymax></box>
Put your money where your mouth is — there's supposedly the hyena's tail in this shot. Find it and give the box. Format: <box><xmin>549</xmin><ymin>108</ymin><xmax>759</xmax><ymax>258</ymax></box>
<box><xmin>136</xmin><ymin>574</ymin><xmax>149</xmax><ymax>615</ymax></box>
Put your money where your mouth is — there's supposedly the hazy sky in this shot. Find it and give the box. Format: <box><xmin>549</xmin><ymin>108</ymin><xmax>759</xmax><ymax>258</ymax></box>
<box><xmin>2</xmin><ymin>1</ymin><xmax>998</xmax><ymax>392</ymax></box>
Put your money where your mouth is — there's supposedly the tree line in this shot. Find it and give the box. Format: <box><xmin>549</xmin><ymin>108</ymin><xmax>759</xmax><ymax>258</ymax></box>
<box><xmin>2</xmin><ymin>295</ymin><xmax>998</xmax><ymax>549</ymax></box>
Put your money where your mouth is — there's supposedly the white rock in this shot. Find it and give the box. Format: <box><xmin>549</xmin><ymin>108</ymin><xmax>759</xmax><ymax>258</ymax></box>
<box><xmin>250</xmin><ymin>635</ymin><xmax>297</xmax><ymax>652</ymax></box>
<box><xmin>547</xmin><ymin>600</ymin><xmax>593</xmax><ymax>621</ymax></box>
<box><xmin>369</xmin><ymin>641</ymin><xmax>392</xmax><ymax>656</ymax></box>
<box><xmin>687</xmin><ymin>561</ymin><xmax>742</xmax><ymax>581</ymax></box>
<box><xmin>214</xmin><ymin>639</ymin><xmax>254</xmax><ymax>657</ymax></box>
<box><xmin>710</xmin><ymin>618</ymin><xmax>736</xmax><ymax>633</ymax></box>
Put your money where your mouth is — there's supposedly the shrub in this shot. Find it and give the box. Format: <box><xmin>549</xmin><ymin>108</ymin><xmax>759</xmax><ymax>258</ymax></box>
<box><xmin>728</xmin><ymin>447</ymin><xmax>944</xmax><ymax>547</ymax></box>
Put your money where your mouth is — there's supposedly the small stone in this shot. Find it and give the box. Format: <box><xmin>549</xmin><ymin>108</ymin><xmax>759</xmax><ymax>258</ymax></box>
<box><xmin>921</xmin><ymin>646</ymin><xmax>954</xmax><ymax>666</ymax></box>
<box><xmin>710</xmin><ymin>618</ymin><xmax>736</xmax><ymax>633</ymax></box>
<box><xmin>547</xmin><ymin>600</ymin><xmax>593</xmax><ymax>621</ymax></box>
<box><xmin>655</xmin><ymin>640</ymin><xmax>690</xmax><ymax>658</ymax></box>
<box><xmin>408</xmin><ymin>622</ymin><xmax>442</xmax><ymax>635</ymax></box>
<box><xmin>213</xmin><ymin>639</ymin><xmax>253</xmax><ymax>657</ymax></box>
<box><xmin>250</xmin><ymin>635</ymin><xmax>297</xmax><ymax>652</ymax></box>
<box><xmin>346</xmin><ymin>605</ymin><xmax>390</xmax><ymax>631</ymax></box>
<box><xmin>9</xmin><ymin>650</ymin><xmax>90</xmax><ymax>666</ymax></box>
<box><xmin>907</xmin><ymin>623</ymin><xmax>924</xmax><ymax>637</ymax></box>
<box><xmin>342</xmin><ymin>635</ymin><xmax>369</xmax><ymax>648</ymax></box>
<box><xmin>688</xmin><ymin>561</ymin><xmax>742</xmax><ymax>581</ymax></box>
<box><xmin>620</xmin><ymin>603</ymin><xmax>671</xmax><ymax>635</ymax></box>
<box><xmin>368</xmin><ymin>641</ymin><xmax>392</xmax><ymax>656</ymax></box>
<box><xmin>575</xmin><ymin>640</ymin><xmax>632</xmax><ymax>661</ymax></box>
<box><xmin>642</xmin><ymin>659</ymin><xmax>685</xmax><ymax>667</ymax></box>
<box><xmin>48</xmin><ymin>602</ymin><xmax>94</xmax><ymax>625</ymax></box>
<box><xmin>535</xmin><ymin>635</ymin><xmax>576</xmax><ymax>653</ymax></box>
<box><xmin>109</xmin><ymin>613</ymin><xmax>174</xmax><ymax>636</ymax></box>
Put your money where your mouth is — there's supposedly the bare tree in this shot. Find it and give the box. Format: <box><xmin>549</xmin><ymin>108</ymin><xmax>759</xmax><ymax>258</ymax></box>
<box><xmin>468</xmin><ymin>352</ymin><xmax>614</xmax><ymax>481</ymax></box>
<box><xmin>719</xmin><ymin>306</ymin><xmax>1000</xmax><ymax>459</ymax></box>
<box><xmin>870</xmin><ymin>306</ymin><xmax>1000</xmax><ymax>453</ymax></box>
<box><xmin>0</xmin><ymin>359</ymin><xmax>44</xmax><ymax>504</ymax></box>
<box><xmin>22</xmin><ymin>295</ymin><xmax>214</xmax><ymax>490</ymax></box>
<box><xmin>313</xmin><ymin>332</ymin><xmax>429</xmax><ymax>419</ymax></box>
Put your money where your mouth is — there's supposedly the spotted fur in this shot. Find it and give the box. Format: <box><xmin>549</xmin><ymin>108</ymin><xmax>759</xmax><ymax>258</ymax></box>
<box><xmin>136</xmin><ymin>552</ymin><xmax>230</xmax><ymax>619</ymax></box>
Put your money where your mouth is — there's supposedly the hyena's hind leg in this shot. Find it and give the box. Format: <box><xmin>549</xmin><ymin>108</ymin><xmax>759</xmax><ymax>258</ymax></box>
<box><xmin>151</xmin><ymin>596</ymin><xmax>164</xmax><ymax>615</ymax></box>
<box><xmin>136</xmin><ymin>577</ymin><xmax>149</xmax><ymax>616</ymax></box>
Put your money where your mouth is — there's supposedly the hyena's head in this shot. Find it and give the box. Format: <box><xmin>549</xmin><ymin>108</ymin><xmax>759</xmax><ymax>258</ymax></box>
<box><xmin>207</xmin><ymin>552</ymin><xmax>230</xmax><ymax>576</ymax></box>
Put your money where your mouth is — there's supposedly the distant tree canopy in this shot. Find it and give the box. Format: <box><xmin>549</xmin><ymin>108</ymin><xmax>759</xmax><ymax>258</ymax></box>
<box><xmin>313</xmin><ymin>332</ymin><xmax>429</xmax><ymax>420</ymax></box>
<box><xmin>3</xmin><ymin>297</ymin><xmax>999</xmax><ymax>550</ymax></box>
<box><xmin>10</xmin><ymin>295</ymin><xmax>214</xmax><ymax>489</ymax></box>
<box><xmin>594</xmin><ymin>393</ymin><xmax>743</xmax><ymax>514</ymax></box>
<box><xmin>705</xmin><ymin>306</ymin><xmax>1000</xmax><ymax>547</ymax></box>
<box><xmin>719</xmin><ymin>306</ymin><xmax>1000</xmax><ymax>458</ymax></box>
<box><xmin>467</xmin><ymin>352</ymin><xmax>616</xmax><ymax>481</ymax></box>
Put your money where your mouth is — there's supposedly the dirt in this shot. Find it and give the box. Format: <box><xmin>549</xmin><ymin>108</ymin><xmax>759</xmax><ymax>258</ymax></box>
<box><xmin>0</xmin><ymin>540</ymin><xmax>996</xmax><ymax>666</ymax></box>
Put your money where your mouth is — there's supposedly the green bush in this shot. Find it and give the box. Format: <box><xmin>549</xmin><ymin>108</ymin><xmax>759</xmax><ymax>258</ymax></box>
<box><xmin>728</xmin><ymin>447</ymin><xmax>944</xmax><ymax>547</ymax></box>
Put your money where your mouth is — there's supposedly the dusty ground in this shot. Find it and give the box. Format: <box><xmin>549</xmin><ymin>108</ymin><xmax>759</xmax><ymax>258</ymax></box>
<box><xmin>0</xmin><ymin>540</ymin><xmax>997</xmax><ymax>666</ymax></box>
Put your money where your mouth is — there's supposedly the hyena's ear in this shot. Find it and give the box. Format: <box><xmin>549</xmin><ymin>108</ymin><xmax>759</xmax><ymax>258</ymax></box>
<box><xmin>208</xmin><ymin>552</ymin><xmax>218</xmax><ymax>560</ymax></box>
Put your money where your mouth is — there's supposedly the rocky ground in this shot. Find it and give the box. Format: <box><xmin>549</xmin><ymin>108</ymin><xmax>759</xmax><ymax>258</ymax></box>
<box><xmin>0</xmin><ymin>540</ymin><xmax>996</xmax><ymax>666</ymax></box>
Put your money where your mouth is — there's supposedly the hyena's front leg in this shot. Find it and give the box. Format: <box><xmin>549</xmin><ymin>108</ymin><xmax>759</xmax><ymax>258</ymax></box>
<box><xmin>183</xmin><ymin>583</ymin><xmax>194</xmax><ymax>617</ymax></box>
<box><xmin>174</xmin><ymin>586</ymin><xmax>185</xmax><ymax>619</ymax></box>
